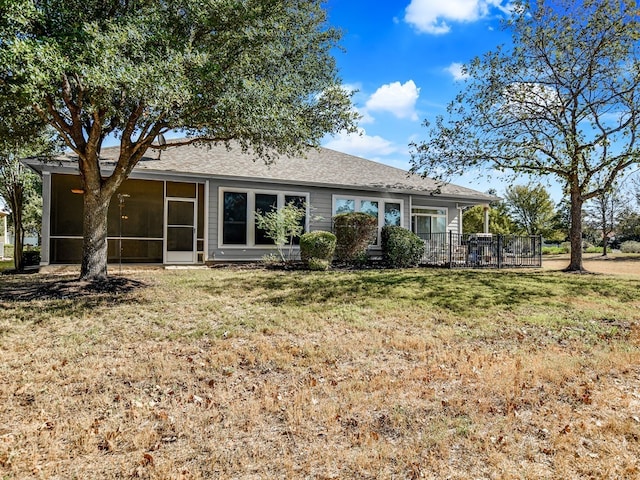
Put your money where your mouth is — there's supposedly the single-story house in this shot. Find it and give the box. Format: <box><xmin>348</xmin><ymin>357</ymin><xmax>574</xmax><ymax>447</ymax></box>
<box><xmin>24</xmin><ymin>142</ymin><xmax>495</xmax><ymax>265</ymax></box>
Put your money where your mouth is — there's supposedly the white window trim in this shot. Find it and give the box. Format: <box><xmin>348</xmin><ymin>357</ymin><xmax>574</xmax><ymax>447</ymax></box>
<box><xmin>218</xmin><ymin>187</ymin><xmax>310</xmax><ymax>248</ymax></box>
<box><xmin>332</xmin><ymin>195</ymin><xmax>405</xmax><ymax>247</ymax></box>
<box><xmin>332</xmin><ymin>195</ymin><xmax>404</xmax><ymax>227</ymax></box>
<box><xmin>411</xmin><ymin>205</ymin><xmax>449</xmax><ymax>234</ymax></box>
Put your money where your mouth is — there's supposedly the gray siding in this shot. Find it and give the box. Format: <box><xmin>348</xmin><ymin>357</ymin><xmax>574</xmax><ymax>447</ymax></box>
<box><xmin>207</xmin><ymin>180</ymin><xmax>473</xmax><ymax>261</ymax></box>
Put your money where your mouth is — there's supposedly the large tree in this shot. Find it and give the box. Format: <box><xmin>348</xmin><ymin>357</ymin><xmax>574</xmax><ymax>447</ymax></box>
<box><xmin>410</xmin><ymin>0</ymin><xmax>640</xmax><ymax>271</ymax></box>
<box><xmin>0</xmin><ymin>0</ymin><xmax>357</xmax><ymax>280</ymax></box>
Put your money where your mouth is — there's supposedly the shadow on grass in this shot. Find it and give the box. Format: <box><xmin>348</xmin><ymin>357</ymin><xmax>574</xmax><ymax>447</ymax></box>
<box><xmin>205</xmin><ymin>268</ymin><xmax>640</xmax><ymax>314</ymax></box>
<box><xmin>0</xmin><ymin>275</ymin><xmax>147</xmax><ymax>302</ymax></box>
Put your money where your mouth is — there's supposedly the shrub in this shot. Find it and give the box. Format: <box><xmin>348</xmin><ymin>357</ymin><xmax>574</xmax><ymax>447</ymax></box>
<box><xmin>584</xmin><ymin>245</ymin><xmax>603</xmax><ymax>253</ymax></box>
<box><xmin>307</xmin><ymin>257</ymin><xmax>330</xmax><ymax>271</ymax></box>
<box><xmin>22</xmin><ymin>248</ymin><xmax>41</xmax><ymax>266</ymax></box>
<box><xmin>333</xmin><ymin>212</ymin><xmax>378</xmax><ymax>263</ymax></box>
<box><xmin>381</xmin><ymin>226</ymin><xmax>424</xmax><ymax>268</ymax></box>
<box><xmin>299</xmin><ymin>231</ymin><xmax>337</xmax><ymax>264</ymax></box>
<box><xmin>254</xmin><ymin>202</ymin><xmax>306</xmax><ymax>262</ymax></box>
<box><xmin>620</xmin><ymin>241</ymin><xmax>640</xmax><ymax>253</ymax></box>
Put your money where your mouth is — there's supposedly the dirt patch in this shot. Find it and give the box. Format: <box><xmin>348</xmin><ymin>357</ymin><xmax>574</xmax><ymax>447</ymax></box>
<box><xmin>542</xmin><ymin>253</ymin><xmax>640</xmax><ymax>277</ymax></box>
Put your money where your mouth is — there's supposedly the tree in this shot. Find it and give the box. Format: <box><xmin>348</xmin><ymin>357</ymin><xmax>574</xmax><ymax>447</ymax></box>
<box><xmin>503</xmin><ymin>183</ymin><xmax>556</xmax><ymax>237</ymax></box>
<box><xmin>410</xmin><ymin>0</ymin><xmax>640</xmax><ymax>272</ymax></box>
<box><xmin>254</xmin><ymin>201</ymin><xmax>306</xmax><ymax>262</ymax></box>
<box><xmin>462</xmin><ymin>204</ymin><xmax>514</xmax><ymax>234</ymax></box>
<box><xmin>0</xmin><ymin>144</ymin><xmax>49</xmax><ymax>271</ymax></box>
<box><xmin>0</xmin><ymin>0</ymin><xmax>357</xmax><ymax>281</ymax></box>
<box><xmin>0</xmin><ymin>101</ymin><xmax>58</xmax><ymax>271</ymax></box>
<box><xmin>584</xmin><ymin>183</ymin><xmax>627</xmax><ymax>255</ymax></box>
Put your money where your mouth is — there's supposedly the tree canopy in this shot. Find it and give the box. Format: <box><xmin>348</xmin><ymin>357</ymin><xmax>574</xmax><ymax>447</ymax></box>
<box><xmin>410</xmin><ymin>0</ymin><xmax>640</xmax><ymax>271</ymax></box>
<box><xmin>0</xmin><ymin>0</ymin><xmax>357</xmax><ymax>280</ymax></box>
<box><xmin>503</xmin><ymin>183</ymin><xmax>557</xmax><ymax>237</ymax></box>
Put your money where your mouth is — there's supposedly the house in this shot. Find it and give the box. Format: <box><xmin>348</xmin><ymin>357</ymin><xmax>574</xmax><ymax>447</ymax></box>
<box><xmin>24</xmin><ymin>142</ymin><xmax>495</xmax><ymax>265</ymax></box>
<box><xmin>0</xmin><ymin>209</ymin><xmax>7</xmax><ymax>259</ymax></box>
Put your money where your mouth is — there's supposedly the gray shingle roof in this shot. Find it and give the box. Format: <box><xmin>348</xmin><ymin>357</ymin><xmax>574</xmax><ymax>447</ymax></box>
<box><xmin>53</xmin><ymin>141</ymin><xmax>495</xmax><ymax>202</ymax></box>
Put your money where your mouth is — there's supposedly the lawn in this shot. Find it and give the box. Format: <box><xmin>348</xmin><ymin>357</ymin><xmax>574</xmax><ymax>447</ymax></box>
<box><xmin>1</xmin><ymin>267</ymin><xmax>639</xmax><ymax>479</ymax></box>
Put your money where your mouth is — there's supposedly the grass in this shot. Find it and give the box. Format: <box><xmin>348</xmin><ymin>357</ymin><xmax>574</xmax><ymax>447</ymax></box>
<box><xmin>1</xmin><ymin>267</ymin><xmax>639</xmax><ymax>479</ymax></box>
<box><xmin>0</xmin><ymin>259</ymin><xmax>13</xmax><ymax>272</ymax></box>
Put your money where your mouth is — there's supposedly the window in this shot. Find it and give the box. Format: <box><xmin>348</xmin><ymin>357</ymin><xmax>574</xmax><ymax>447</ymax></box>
<box><xmin>411</xmin><ymin>207</ymin><xmax>448</xmax><ymax>238</ymax></box>
<box><xmin>335</xmin><ymin>198</ymin><xmax>355</xmax><ymax>214</ymax></box>
<box><xmin>220</xmin><ymin>189</ymin><xmax>309</xmax><ymax>247</ymax></box>
<box><xmin>223</xmin><ymin>192</ymin><xmax>248</xmax><ymax>245</ymax></box>
<box><xmin>254</xmin><ymin>193</ymin><xmax>277</xmax><ymax>245</ymax></box>
<box><xmin>384</xmin><ymin>203</ymin><xmax>401</xmax><ymax>226</ymax></box>
<box><xmin>332</xmin><ymin>195</ymin><xmax>404</xmax><ymax>245</ymax></box>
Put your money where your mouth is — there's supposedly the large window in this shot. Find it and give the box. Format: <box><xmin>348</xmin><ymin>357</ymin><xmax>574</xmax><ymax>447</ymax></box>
<box><xmin>332</xmin><ymin>195</ymin><xmax>404</xmax><ymax>245</ymax></box>
<box><xmin>220</xmin><ymin>189</ymin><xmax>309</xmax><ymax>247</ymax></box>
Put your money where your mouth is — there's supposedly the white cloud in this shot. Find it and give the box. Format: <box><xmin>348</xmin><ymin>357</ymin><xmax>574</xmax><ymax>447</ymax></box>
<box><xmin>365</xmin><ymin>80</ymin><xmax>420</xmax><ymax>121</ymax></box>
<box><xmin>404</xmin><ymin>0</ymin><xmax>508</xmax><ymax>34</ymax></box>
<box><xmin>445</xmin><ymin>62</ymin><xmax>469</xmax><ymax>81</ymax></box>
<box><xmin>323</xmin><ymin>128</ymin><xmax>398</xmax><ymax>158</ymax></box>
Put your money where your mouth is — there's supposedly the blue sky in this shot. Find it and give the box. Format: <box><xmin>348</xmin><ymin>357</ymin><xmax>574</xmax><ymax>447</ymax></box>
<box><xmin>320</xmin><ymin>0</ymin><xmax>540</xmax><ymax>199</ymax></box>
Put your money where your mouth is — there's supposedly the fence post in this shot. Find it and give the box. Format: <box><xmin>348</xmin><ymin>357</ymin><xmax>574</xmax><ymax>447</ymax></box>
<box><xmin>497</xmin><ymin>234</ymin><xmax>502</xmax><ymax>269</ymax></box>
<box><xmin>448</xmin><ymin>231</ymin><xmax>453</xmax><ymax>268</ymax></box>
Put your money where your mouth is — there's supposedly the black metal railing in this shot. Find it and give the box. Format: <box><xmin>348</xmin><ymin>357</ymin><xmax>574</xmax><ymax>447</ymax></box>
<box><xmin>416</xmin><ymin>232</ymin><xmax>543</xmax><ymax>268</ymax></box>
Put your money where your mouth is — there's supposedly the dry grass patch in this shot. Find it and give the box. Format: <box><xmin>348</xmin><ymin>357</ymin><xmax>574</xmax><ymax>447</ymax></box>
<box><xmin>0</xmin><ymin>267</ymin><xmax>639</xmax><ymax>479</ymax></box>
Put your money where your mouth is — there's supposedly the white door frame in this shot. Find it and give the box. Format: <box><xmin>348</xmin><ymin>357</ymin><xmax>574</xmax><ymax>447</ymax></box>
<box><xmin>164</xmin><ymin>197</ymin><xmax>197</xmax><ymax>264</ymax></box>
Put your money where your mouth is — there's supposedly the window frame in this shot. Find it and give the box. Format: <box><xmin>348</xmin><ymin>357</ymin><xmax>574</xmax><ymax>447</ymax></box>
<box><xmin>331</xmin><ymin>194</ymin><xmax>405</xmax><ymax>246</ymax></box>
<box><xmin>218</xmin><ymin>187</ymin><xmax>310</xmax><ymax>248</ymax></box>
<box><xmin>411</xmin><ymin>206</ymin><xmax>449</xmax><ymax>236</ymax></box>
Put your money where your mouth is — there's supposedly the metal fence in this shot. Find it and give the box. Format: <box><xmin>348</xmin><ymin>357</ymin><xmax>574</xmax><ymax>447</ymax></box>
<box><xmin>416</xmin><ymin>232</ymin><xmax>543</xmax><ymax>268</ymax></box>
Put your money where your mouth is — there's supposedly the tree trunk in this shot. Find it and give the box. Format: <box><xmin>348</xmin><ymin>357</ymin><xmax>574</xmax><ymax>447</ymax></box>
<box><xmin>80</xmin><ymin>189</ymin><xmax>111</xmax><ymax>281</ymax></box>
<box><xmin>566</xmin><ymin>185</ymin><xmax>584</xmax><ymax>272</ymax></box>
<box><xmin>8</xmin><ymin>184</ymin><xmax>24</xmax><ymax>272</ymax></box>
<box><xmin>12</xmin><ymin>213</ymin><xmax>23</xmax><ymax>272</ymax></box>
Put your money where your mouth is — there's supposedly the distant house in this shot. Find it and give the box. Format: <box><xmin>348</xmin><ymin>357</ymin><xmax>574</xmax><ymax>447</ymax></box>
<box><xmin>24</xmin><ymin>142</ymin><xmax>495</xmax><ymax>265</ymax></box>
<box><xmin>0</xmin><ymin>210</ymin><xmax>7</xmax><ymax>258</ymax></box>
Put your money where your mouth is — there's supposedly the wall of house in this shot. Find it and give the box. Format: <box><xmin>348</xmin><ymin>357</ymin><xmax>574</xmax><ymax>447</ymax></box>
<box><xmin>207</xmin><ymin>179</ymin><xmax>464</xmax><ymax>262</ymax></box>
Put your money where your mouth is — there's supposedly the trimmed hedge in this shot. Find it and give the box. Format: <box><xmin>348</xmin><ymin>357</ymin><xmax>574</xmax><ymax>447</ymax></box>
<box><xmin>300</xmin><ymin>231</ymin><xmax>337</xmax><ymax>265</ymax></box>
<box><xmin>381</xmin><ymin>225</ymin><xmax>424</xmax><ymax>268</ymax></box>
<box><xmin>333</xmin><ymin>212</ymin><xmax>378</xmax><ymax>263</ymax></box>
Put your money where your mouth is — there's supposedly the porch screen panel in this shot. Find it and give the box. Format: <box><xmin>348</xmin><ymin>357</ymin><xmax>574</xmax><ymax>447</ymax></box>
<box><xmin>107</xmin><ymin>239</ymin><xmax>163</xmax><ymax>263</ymax></box>
<box><xmin>166</xmin><ymin>181</ymin><xmax>196</xmax><ymax>198</ymax></box>
<box><xmin>50</xmin><ymin>238</ymin><xmax>83</xmax><ymax>263</ymax></box>
<box><xmin>50</xmin><ymin>174</ymin><xmax>84</xmax><ymax>236</ymax></box>
<box><xmin>107</xmin><ymin>179</ymin><xmax>164</xmax><ymax>238</ymax></box>
<box><xmin>223</xmin><ymin>192</ymin><xmax>247</xmax><ymax>244</ymax></box>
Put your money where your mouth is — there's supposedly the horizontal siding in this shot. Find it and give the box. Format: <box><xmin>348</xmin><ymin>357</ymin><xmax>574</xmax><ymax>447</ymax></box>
<box><xmin>206</xmin><ymin>181</ymin><xmax>469</xmax><ymax>262</ymax></box>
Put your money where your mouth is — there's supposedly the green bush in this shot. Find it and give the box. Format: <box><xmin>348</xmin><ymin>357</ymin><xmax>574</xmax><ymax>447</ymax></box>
<box><xmin>333</xmin><ymin>212</ymin><xmax>378</xmax><ymax>263</ymax></box>
<box><xmin>584</xmin><ymin>246</ymin><xmax>603</xmax><ymax>253</ymax></box>
<box><xmin>620</xmin><ymin>240</ymin><xmax>640</xmax><ymax>253</ymax></box>
<box><xmin>22</xmin><ymin>247</ymin><xmax>41</xmax><ymax>266</ymax></box>
<box><xmin>299</xmin><ymin>231</ymin><xmax>337</xmax><ymax>264</ymax></box>
<box><xmin>381</xmin><ymin>225</ymin><xmax>424</xmax><ymax>268</ymax></box>
<box><xmin>307</xmin><ymin>257</ymin><xmax>330</xmax><ymax>271</ymax></box>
